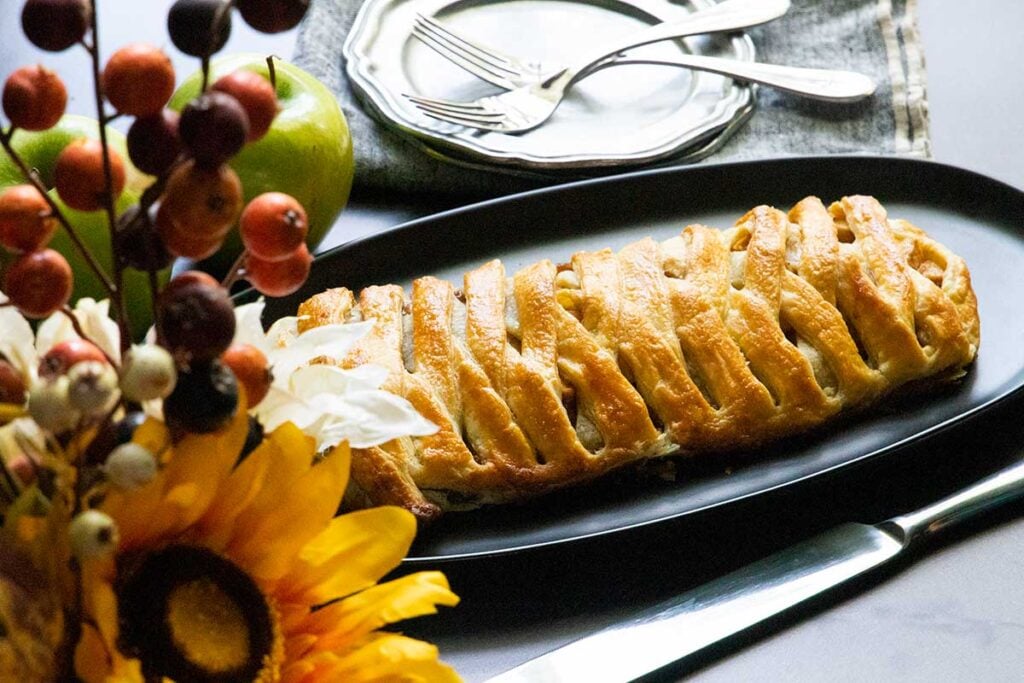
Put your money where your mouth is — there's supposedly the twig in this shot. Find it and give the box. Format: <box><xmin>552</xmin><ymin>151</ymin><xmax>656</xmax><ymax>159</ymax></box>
<box><xmin>201</xmin><ymin>0</ymin><xmax>237</xmax><ymax>91</ymax></box>
<box><xmin>84</xmin><ymin>3</ymin><xmax>131</xmax><ymax>351</ymax></box>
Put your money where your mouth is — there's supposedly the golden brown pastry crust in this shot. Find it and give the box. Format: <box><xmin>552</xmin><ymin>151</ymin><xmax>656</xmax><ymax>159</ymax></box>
<box><xmin>298</xmin><ymin>196</ymin><xmax>980</xmax><ymax>521</ymax></box>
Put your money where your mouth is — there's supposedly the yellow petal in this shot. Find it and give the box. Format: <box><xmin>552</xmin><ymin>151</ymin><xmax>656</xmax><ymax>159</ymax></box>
<box><xmin>281</xmin><ymin>506</ymin><xmax>416</xmax><ymax>605</ymax></box>
<box><xmin>304</xmin><ymin>571</ymin><xmax>459</xmax><ymax>654</ymax></box>
<box><xmin>316</xmin><ymin>633</ymin><xmax>462</xmax><ymax>683</ymax></box>
<box><xmin>193</xmin><ymin>435</ymin><xmax>274</xmax><ymax>552</ymax></box>
<box><xmin>73</xmin><ymin>623</ymin><xmax>111</xmax><ymax>683</ymax></box>
<box><xmin>229</xmin><ymin>438</ymin><xmax>350</xmax><ymax>582</ymax></box>
<box><xmin>142</xmin><ymin>403</ymin><xmax>249</xmax><ymax>541</ymax></box>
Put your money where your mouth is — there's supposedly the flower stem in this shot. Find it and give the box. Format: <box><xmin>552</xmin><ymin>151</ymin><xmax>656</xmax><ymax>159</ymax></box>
<box><xmin>84</xmin><ymin>6</ymin><xmax>132</xmax><ymax>351</ymax></box>
<box><xmin>0</xmin><ymin>127</ymin><xmax>117</xmax><ymax>294</ymax></box>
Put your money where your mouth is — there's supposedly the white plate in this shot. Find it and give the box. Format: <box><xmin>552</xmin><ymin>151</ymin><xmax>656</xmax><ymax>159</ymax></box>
<box><xmin>343</xmin><ymin>0</ymin><xmax>756</xmax><ymax>172</ymax></box>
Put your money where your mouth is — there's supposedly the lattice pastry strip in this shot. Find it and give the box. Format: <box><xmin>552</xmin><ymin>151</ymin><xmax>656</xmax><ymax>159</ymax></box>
<box><xmin>299</xmin><ymin>196</ymin><xmax>980</xmax><ymax>521</ymax></box>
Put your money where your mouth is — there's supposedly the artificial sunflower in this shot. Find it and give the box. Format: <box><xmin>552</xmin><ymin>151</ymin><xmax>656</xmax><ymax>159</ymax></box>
<box><xmin>73</xmin><ymin>402</ymin><xmax>461</xmax><ymax>682</ymax></box>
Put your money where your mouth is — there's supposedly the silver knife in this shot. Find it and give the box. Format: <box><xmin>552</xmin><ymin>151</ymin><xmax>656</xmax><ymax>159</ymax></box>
<box><xmin>486</xmin><ymin>456</ymin><xmax>1024</xmax><ymax>683</ymax></box>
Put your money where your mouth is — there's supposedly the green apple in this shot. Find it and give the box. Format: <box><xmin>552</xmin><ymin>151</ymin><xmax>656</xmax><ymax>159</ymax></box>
<box><xmin>170</xmin><ymin>54</ymin><xmax>355</xmax><ymax>275</ymax></box>
<box><xmin>0</xmin><ymin>114</ymin><xmax>166</xmax><ymax>339</ymax></box>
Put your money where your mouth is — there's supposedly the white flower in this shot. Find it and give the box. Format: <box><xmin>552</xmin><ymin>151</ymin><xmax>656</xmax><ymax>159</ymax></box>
<box><xmin>233</xmin><ymin>299</ymin><xmax>437</xmax><ymax>450</ymax></box>
<box><xmin>0</xmin><ymin>294</ymin><xmax>121</xmax><ymax>384</ymax></box>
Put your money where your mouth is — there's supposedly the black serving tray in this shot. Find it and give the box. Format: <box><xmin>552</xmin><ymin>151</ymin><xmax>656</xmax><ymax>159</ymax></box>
<box><xmin>246</xmin><ymin>156</ymin><xmax>1024</xmax><ymax>563</ymax></box>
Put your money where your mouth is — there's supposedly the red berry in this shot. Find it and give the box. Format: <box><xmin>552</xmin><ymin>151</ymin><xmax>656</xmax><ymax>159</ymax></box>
<box><xmin>158</xmin><ymin>275</ymin><xmax>236</xmax><ymax>364</ymax></box>
<box><xmin>3</xmin><ymin>248</ymin><xmax>72</xmax><ymax>318</ymax></box>
<box><xmin>53</xmin><ymin>138</ymin><xmax>126</xmax><ymax>212</ymax></box>
<box><xmin>39</xmin><ymin>338</ymin><xmax>108</xmax><ymax>379</ymax></box>
<box><xmin>2</xmin><ymin>65</ymin><xmax>67</xmax><ymax>131</ymax></box>
<box><xmin>167</xmin><ymin>0</ymin><xmax>232</xmax><ymax>58</ymax></box>
<box><xmin>21</xmin><ymin>0</ymin><xmax>90</xmax><ymax>52</ymax></box>
<box><xmin>211</xmin><ymin>70</ymin><xmax>278</xmax><ymax>142</ymax></box>
<box><xmin>0</xmin><ymin>359</ymin><xmax>27</xmax><ymax>404</ymax></box>
<box><xmin>102</xmin><ymin>44</ymin><xmax>176</xmax><ymax>117</ymax></box>
<box><xmin>0</xmin><ymin>184</ymin><xmax>57</xmax><ymax>253</ymax></box>
<box><xmin>160</xmin><ymin>160</ymin><xmax>242</xmax><ymax>238</ymax></box>
<box><xmin>127</xmin><ymin>109</ymin><xmax>181</xmax><ymax>176</ymax></box>
<box><xmin>245</xmin><ymin>243</ymin><xmax>312</xmax><ymax>297</ymax></box>
<box><xmin>236</xmin><ymin>0</ymin><xmax>309</xmax><ymax>33</ymax></box>
<box><xmin>239</xmin><ymin>192</ymin><xmax>308</xmax><ymax>262</ymax></box>
<box><xmin>221</xmin><ymin>343</ymin><xmax>271</xmax><ymax>406</ymax></box>
<box><xmin>178</xmin><ymin>91</ymin><xmax>249</xmax><ymax>168</ymax></box>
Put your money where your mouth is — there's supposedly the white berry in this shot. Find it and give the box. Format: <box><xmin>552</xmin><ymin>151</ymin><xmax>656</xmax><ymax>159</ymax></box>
<box><xmin>69</xmin><ymin>510</ymin><xmax>119</xmax><ymax>561</ymax></box>
<box><xmin>104</xmin><ymin>442</ymin><xmax>158</xmax><ymax>490</ymax></box>
<box><xmin>28</xmin><ymin>377</ymin><xmax>80</xmax><ymax>433</ymax></box>
<box><xmin>67</xmin><ymin>360</ymin><xmax>119</xmax><ymax>414</ymax></box>
<box><xmin>120</xmin><ymin>344</ymin><xmax>177</xmax><ymax>401</ymax></box>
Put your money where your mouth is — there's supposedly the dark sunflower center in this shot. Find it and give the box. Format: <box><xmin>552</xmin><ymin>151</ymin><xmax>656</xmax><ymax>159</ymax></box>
<box><xmin>117</xmin><ymin>545</ymin><xmax>275</xmax><ymax>682</ymax></box>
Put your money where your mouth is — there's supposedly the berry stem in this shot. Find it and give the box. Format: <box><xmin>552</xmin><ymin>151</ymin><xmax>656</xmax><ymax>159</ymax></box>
<box><xmin>148</xmin><ymin>268</ymin><xmax>161</xmax><ymax>328</ymax></box>
<box><xmin>220</xmin><ymin>249</ymin><xmax>248</xmax><ymax>290</ymax></box>
<box><xmin>0</xmin><ymin>129</ymin><xmax>117</xmax><ymax>295</ymax></box>
<box><xmin>61</xmin><ymin>306</ymin><xmax>119</xmax><ymax>367</ymax></box>
<box><xmin>201</xmin><ymin>0</ymin><xmax>237</xmax><ymax>91</ymax></box>
<box><xmin>84</xmin><ymin>0</ymin><xmax>132</xmax><ymax>351</ymax></box>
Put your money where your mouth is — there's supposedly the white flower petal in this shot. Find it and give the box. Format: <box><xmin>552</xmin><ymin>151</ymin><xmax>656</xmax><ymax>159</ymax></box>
<box><xmin>303</xmin><ymin>389</ymin><xmax>438</xmax><ymax>449</ymax></box>
<box><xmin>233</xmin><ymin>300</ymin><xmax>273</xmax><ymax>354</ymax></box>
<box><xmin>34</xmin><ymin>299</ymin><xmax>121</xmax><ymax>364</ymax></box>
<box><xmin>0</xmin><ymin>299</ymin><xmax>38</xmax><ymax>378</ymax></box>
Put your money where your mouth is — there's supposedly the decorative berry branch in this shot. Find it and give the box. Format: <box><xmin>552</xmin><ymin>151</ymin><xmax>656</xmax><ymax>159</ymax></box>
<box><xmin>84</xmin><ymin>0</ymin><xmax>132</xmax><ymax>351</ymax></box>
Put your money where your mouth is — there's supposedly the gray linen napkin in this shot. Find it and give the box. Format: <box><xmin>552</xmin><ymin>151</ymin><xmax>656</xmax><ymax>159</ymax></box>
<box><xmin>294</xmin><ymin>0</ymin><xmax>929</xmax><ymax>198</ymax></box>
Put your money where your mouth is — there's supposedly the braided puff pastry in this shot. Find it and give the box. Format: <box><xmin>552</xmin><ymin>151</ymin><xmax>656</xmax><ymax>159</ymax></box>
<box><xmin>299</xmin><ymin>196</ymin><xmax>979</xmax><ymax>521</ymax></box>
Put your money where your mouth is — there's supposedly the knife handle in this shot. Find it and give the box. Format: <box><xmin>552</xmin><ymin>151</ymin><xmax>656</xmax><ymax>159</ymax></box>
<box><xmin>887</xmin><ymin>457</ymin><xmax>1024</xmax><ymax>542</ymax></box>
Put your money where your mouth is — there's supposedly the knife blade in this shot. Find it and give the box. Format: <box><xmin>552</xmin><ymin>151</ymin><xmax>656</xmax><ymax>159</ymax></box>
<box><xmin>485</xmin><ymin>456</ymin><xmax>1024</xmax><ymax>683</ymax></box>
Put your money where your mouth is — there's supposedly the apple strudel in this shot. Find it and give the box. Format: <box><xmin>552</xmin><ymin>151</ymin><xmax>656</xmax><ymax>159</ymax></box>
<box><xmin>298</xmin><ymin>196</ymin><xmax>979</xmax><ymax>521</ymax></box>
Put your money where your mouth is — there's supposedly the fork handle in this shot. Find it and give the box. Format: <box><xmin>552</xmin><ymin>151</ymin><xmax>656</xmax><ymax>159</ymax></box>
<box><xmin>599</xmin><ymin>55</ymin><xmax>877</xmax><ymax>102</ymax></box>
<box><xmin>558</xmin><ymin>0</ymin><xmax>791</xmax><ymax>86</ymax></box>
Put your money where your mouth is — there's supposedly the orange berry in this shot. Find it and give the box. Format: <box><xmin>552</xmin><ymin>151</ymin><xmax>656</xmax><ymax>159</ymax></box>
<box><xmin>0</xmin><ymin>184</ymin><xmax>57</xmax><ymax>253</ymax></box>
<box><xmin>160</xmin><ymin>160</ymin><xmax>242</xmax><ymax>238</ymax></box>
<box><xmin>156</xmin><ymin>202</ymin><xmax>224</xmax><ymax>260</ymax></box>
<box><xmin>53</xmin><ymin>139</ymin><xmax>126</xmax><ymax>212</ymax></box>
<box><xmin>102</xmin><ymin>44</ymin><xmax>176</xmax><ymax>117</ymax></box>
<box><xmin>2</xmin><ymin>65</ymin><xmax>67</xmax><ymax>131</ymax></box>
<box><xmin>3</xmin><ymin>248</ymin><xmax>72</xmax><ymax>318</ymax></box>
<box><xmin>221</xmin><ymin>343</ymin><xmax>272</xmax><ymax>406</ymax></box>
<box><xmin>245</xmin><ymin>243</ymin><xmax>312</xmax><ymax>297</ymax></box>
<box><xmin>239</xmin><ymin>192</ymin><xmax>307</xmax><ymax>262</ymax></box>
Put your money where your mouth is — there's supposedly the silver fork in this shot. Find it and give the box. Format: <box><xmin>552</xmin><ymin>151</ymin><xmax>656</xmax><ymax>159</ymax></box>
<box><xmin>411</xmin><ymin>0</ymin><xmax>790</xmax><ymax>91</ymax></box>
<box><xmin>405</xmin><ymin>16</ymin><xmax>876</xmax><ymax>133</ymax></box>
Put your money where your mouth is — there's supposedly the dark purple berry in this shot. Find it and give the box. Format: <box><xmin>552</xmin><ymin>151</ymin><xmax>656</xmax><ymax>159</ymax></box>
<box><xmin>21</xmin><ymin>0</ymin><xmax>90</xmax><ymax>52</ymax></box>
<box><xmin>178</xmin><ymin>91</ymin><xmax>249</xmax><ymax>168</ymax></box>
<box><xmin>115</xmin><ymin>205</ymin><xmax>174</xmax><ymax>272</ymax></box>
<box><xmin>158</xmin><ymin>275</ymin><xmax>236</xmax><ymax>364</ymax></box>
<box><xmin>83</xmin><ymin>410</ymin><xmax>147</xmax><ymax>465</ymax></box>
<box><xmin>236</xmin><ymin>0</ymin><xmax>309</xmax><ymax>33</ymax></box>
<box><xmin>127</xmin><ymin>110</ymin><xmax>181</xmax><ymax>176</ymax></box>
<box><xmin>166</xmin><ymin>0</ymin><xmax>232</xmax><ymax>58</ymax></box>
<box><xmin>163</xmin><ymin>360</ymin><xmax>238</xmax><ymax>434</ymax></box>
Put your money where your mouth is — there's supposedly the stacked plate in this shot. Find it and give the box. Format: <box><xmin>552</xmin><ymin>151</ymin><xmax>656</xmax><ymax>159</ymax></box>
<box><xmin>343</xmin><ymin>0</ymin><xmax>757</xmax><ymax>176</ymax></box>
